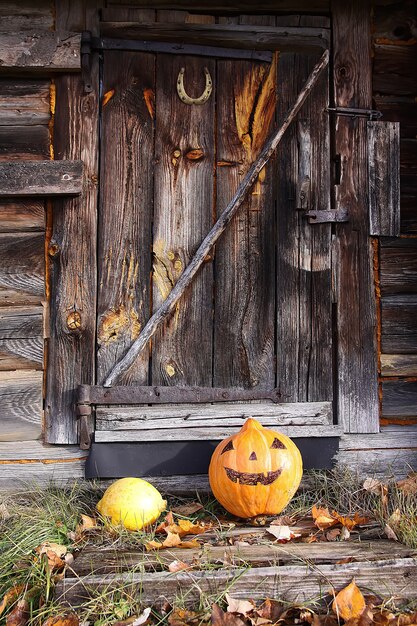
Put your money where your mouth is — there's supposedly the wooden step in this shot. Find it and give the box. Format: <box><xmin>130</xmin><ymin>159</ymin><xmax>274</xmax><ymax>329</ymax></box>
<box><xmin>57</xmin><ymin>540</ymin><xmax>417</xmax><ymax>607</ymax></box>
<box><xmin>57</xmin><ymin>557</ymin><xmax>417</xmax><ymax>607</ymax></box>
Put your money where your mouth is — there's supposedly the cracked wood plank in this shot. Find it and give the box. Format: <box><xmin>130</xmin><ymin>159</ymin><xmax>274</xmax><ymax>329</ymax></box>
<box><xmin>151</xmin><ymin>48</ymin><xmax>215</xmax><ymax>385</ymax></box>
<box><xmin>332</xmin><ymin>0</ymin><xmax>379</xmax><ymax>433</ymax></box>
<box><xmin>57</xmin><ymin>559</ymin><xmax>417</xmax><ymax>607</ymax></box>
<box><xmin>275</xmin><ymin>16</ymin><xmax>332</xmax><ymax>403</ymax></box>
<box><xmin>214</xmin><ymin>14</ymin><xmax>276</xmax><ymax>390</ymax></box>
<box><xmin>96</xmin><ymin>50</ymin><xmax>154</xmax><ymax>385</ymax></box>
<box><xmin>0</xmin><ymin>31</ymin><xmax>80</xmax><ymax>72</ymax></box>
<box><xmin>71</xmin><ymin>540</ymin><xmax>417</xmax><ymax>576</ymax></box>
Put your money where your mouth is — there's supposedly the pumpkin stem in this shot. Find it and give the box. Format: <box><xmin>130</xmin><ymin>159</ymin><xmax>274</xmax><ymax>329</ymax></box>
<box><xmin>242</xmin><ymin>417</ymin><xmax>263</xmax><ymax>431</ymax></box>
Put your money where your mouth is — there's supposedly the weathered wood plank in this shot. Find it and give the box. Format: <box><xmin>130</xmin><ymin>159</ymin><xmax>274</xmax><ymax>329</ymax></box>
<box><xmin>0</xmin><ymin>161</ymin><xmax>83</xmax><ymax>197</ymax></box>
<box><xmin>214</xmin><ymin>17</ymin><xmax>276</xmax><ymax>390</ymax></box>
<box><xmin>332</xmin><ymin>0</ymin><xmax>379</xmax><ymax>433</ymax></box>
<box><xmin>0</xmin><ymin>0</ymin><xmax>54</xmax><ymax>31</ymax></box>
<box><xmin>0</xmin><ymin>31</ymin><xmax>80</xmax><ymax>72</ymax></box>
<box><xmin>0</xmin><ymin>126</ymin><xmax>49</xmax><ymax>161</ymax></box>
<box><xmin>151</xmin><ymin>52</ymin><xmax>215</xmax><ymax>386</ymax></box>
<box><xmin>100</xmin><ymin>23</ymin><xmax>330</xmax><ymax>51</ymax></box>
<box><xmin>276</xmin><ymin>21</ymin><xmax>332</xmax><ymax>404</ymax></box>
<box><xmin>96</xmin><ymin>425</ymin><xmax>342</xmax><ymax>443</ymax></box>
<box><xmin>0</xmin><ymin>80</ymin><xmax>50</xmax><ymax>126</ymax></box>
<box><xmin>380</xmin><ymin>239</ymin><xmax>417</xmax><ymax>294</ymax></box>
<box><xmin>381</xmin><ymin>294</ymin><xmax>417</xmax><ymax>354</ymax></box>
<box><xmin>340</xmin><ymin>426</ymin><xmax>417</xmax><ymax>450</ymax></box>
<box><xmin>96</xmin><ymin>51</ymin><xmax>154</xmax><ymax>385</ymax></box>
<box><xmin>382</xmin><ymin>380</ymin><xmax>417</xmax><ymax>419</ymax></box>
<box><xmin>381</xmin><ymin>354</ymin><xmax>417</xmax><ymax>377</ymax></box>
<box><xmin>0</xmin><ymin>370</ymin><xmax>42</xmax><ymax>441</ymax></box>
<box><xmin>0</xmin><ymin>200</ymin><xmax>44</xmax><ymax>232</ymax></box>
<box><xmin>71</xmin><ymin>540</ymin><xmax>417</xmax><ymax>577</ymax></box>
<box><xmin>373</xmin><ymin>96</ymin><xmax>417</xmax><ymax>139</ymax></box>
<box><xmin>57</xmin><ymin>559</ymin><xmax>417</xmax><ymax>607</ymax></box>
<box><xmin>337</xmin><ymin>448</ymin><xmax>417</xmax><ymax>478</ymax></box>
<box><xmin>0</xmin><ymin>306</ymin><xmax>43</xmax><ymax>370</ymax></box>
<box><xmin>373</xmin><ymin>44</ymin><xmax>417</xmax><ymax>96</ymax></box>
<box><xmin>106</xmin><ymin>0</ymin><xmax>330</xmax><ymax>11</ymax></box>
<box><xmin>45</xmin><ymin>81</ymin><xmax>99</xmax><ymax>442</ymax></box>
<box><xmin>0</xmin><ymin>233</ymin><xmax>44</xmax><ymax>301</ymax></box>
<box><xmin>368</xmin><ymin>122</ymin><xmax>400</xmax><ymax>236</ymax></box>
<box><xmin>96</xmin><ymin>400</ymin><xmax>332</xmax><ymax>429</ymax></box>
<box><xmin>373</xmin><ymin>1</ymin><xmax>417</xmax><ymax>43</ymax></box>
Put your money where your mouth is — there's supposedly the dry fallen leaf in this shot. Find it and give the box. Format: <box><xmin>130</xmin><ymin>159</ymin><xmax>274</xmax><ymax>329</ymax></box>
<box><xmin>178</xmin><ymin>539</ymin><xmax>201</xmax><ymax>549</ymax></box>
<box><xmin>170</xmin><ymin>502</ymin><xmax>204</xmax><ymax>516</ymax></box>
<box><xmin>6</xmin><ymin>599</ymin><xmax>29</xmax><ymax>626</ymax></box>
<box><xmin>42</xmin><ymin>613</ymin><xmax>80</xmax><ymax>626</ymax></box>
<box><xmin>397</xmin><ymin>473</ymin><xmax>417</xmax><ymax>495</ymax></box>
<box><xmin>255</xmin><ymin>599</ymin><xmax>284</xmax><ymax>623</ymax></box>
<box><xmin>0</xmin><ymin>586</ymin><xmax>24</xmax><ymax>618</ymax></box>
<box><xmin>266</xmin><ymin>526</ymin><xmax>301</xmax><ymax>542</ymax></box>
<box><xmin>363</xmin><ymin>478</ymin><xmax>388</xmax><ymax>507</ymax></box>
<box><xmin>312</xmin><ymin>506</ymin><xmax>338</xmax><ymax>530</ymax></box>
<box><xmin>168</xmin><ymin>608</ymin><xmax>200</xmax><ymax>626</ymax></box>
<box><xmin>168</xmin><ymin>560</ymin><xmax>192</xmax><ymax>573</ymax></box>
<box><xmin>332</xmin><ymin>512</ymin><xmax>369</xmax><ymax>530</ymax></box>
<box><xmin>211</xmin><ymin>604</ymin><xmax>246</xmax><ymax>626</ymax></box>
<box><xmin>384</xmin><ymin>524</ymin><xmax>399</xmax><ymax>541</ymax></box>
<box><xmin>163</xmin><ymin>531</ymin><xmax>182</xmax><ymax>548</ymax></box>
<box><xmin>332</xmin><ymin>579</ymin><xmax>366</xmax><ymax>621</ymax></box>
<box><xmin>326</xmin><ymin>528</ymin><xmax>341</xmax><ymax>542</ymax></box>
<box><xmin>226</xmin><ymin>594</ymin><xmax>256</xmax><ymax>616</ymax></box>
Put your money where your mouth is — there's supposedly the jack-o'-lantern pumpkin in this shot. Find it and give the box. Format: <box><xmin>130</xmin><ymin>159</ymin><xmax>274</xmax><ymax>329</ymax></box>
<box><xmin>209</xmin><ymin>418</ymin><xmax>303</xmax><ymax>518</ymax></box>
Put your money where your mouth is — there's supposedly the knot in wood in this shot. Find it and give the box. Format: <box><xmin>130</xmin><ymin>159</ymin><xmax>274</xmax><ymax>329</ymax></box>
<box><xmin>67</xmin><ymin>311</ymin><xmax>82</xmax><ymax>331</ymax></box>
<box><xmin>48</xmin><ymin>242</ymin><xmax>60</xmax><ymax>257</ymax></box>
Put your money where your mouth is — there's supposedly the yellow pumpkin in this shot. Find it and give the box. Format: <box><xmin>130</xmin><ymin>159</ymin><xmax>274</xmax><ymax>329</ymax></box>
<box><xmin>97</xmin><ymin>477</ymin><xmax>166</xmax><ymax>531</ymax></box>
<box><xmin>208</xmin><ymin>418</ymin><xmax>303</xmax><ymax>518</ymax></box>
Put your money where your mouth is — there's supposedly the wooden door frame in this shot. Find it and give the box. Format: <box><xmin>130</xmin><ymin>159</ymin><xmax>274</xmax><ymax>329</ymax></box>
<box><xmin>46</xmin><ymin>3</ymin><xmax>379</xmax><ymax>445</ymax></box>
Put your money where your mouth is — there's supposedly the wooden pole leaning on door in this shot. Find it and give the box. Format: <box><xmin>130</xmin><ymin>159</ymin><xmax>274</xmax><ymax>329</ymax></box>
<box><xmin>104</xmin><ymin>49</ymin><xmax>329</xmax><ymax>387</ymax></box>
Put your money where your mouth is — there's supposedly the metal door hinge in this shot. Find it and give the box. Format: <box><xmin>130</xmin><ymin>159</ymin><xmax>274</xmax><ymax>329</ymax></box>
<box><xmin>77</xmin><ymin>402</ymin><xmax>92</xmax><ymax>449</ymax></box>
<box><xmin>304</xmin><ymin>209</ymin><xmax>349</xmax><ymax>223</ymax></box>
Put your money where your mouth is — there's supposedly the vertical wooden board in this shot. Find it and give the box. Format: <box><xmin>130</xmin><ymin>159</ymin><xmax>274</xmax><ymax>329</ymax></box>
<box><xmin>45</xmin><ymin>68</ymin><xmax>99</xmax><ymax>444</ymax></box>
<box><xmin>332</xmin><ymin>0</ymin><xmax>379</xmax><ymax>433</ymax></box>
<box><xmin>213</xmin><ymin>16</ymin><xmax>276</xmax><ymax>390</ymax></box>
<box><xmin>368</xmin><ymin>121</ymin><xmax>400</xmax><ymax>236</ymax></box>
<box><xmin>151</xmin><ymin>54</ymin><xmax>215</xmax><ymax>386</ymax></box>
<box><xmin>0</xmin><ymin>371</ymin><xmax>42</xmax><ymax>441</ymax></box>
<box><xmin>96</xmin><ymin>51</ymin><xmax>155</xmax><ymax>385</ymax></box>
<box><xmin>275</xmin><ymin>19</ymin><xmax>332</xmax><ymax>403</ymax></box>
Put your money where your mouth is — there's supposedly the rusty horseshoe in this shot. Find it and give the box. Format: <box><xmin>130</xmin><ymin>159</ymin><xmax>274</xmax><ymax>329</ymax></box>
<box><xmin>176</xmin><ymin>66</ymin><xmax>213</xmax><ymax>105</ymax></box>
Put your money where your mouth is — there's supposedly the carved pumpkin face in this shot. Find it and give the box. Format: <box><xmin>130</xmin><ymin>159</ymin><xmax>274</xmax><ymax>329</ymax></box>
<box><xmin>208</xmin><ymin>418</ymin><xmax>303</xmax><ymax>518</ymax></box>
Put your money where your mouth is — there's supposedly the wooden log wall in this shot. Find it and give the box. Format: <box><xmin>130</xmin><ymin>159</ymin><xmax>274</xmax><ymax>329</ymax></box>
<box><xmin>373</xmin><ymin>0</ymin><xmax>417</xmax><ymax>427</ymax></box>
<box><xmin>0</xmin><ymin>1</ymin><xmax>57</xmax><ymax>443</ymax></box>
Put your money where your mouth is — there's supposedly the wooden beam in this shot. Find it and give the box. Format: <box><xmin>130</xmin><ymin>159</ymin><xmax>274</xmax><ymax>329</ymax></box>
<box><xmin>0</xmin><ymin>31</ymin><xmax>80</xmax><ymax>72</ymax></box>
<box><xmin>332</xmin><ymin>0</ymin><xmax>379</xmax><ymax>433</ymax></box>
<box><xmin>0</xmin><ymin>161</ymin><xmax>83</xmax><ymax>197</ymax></box>
<box><xmin>100</xmin><ymin>23</ymin><xmax>330</xmax><ymax>52</ymax></box>
<box><xmin>368</xmin><ymin>121</ymin><xmax>400</xmax><ymax>236</ymax></box>
<box><xmin>380</xmin><ymin>239</ymin><xmax>417</xmax><ymax>295</ymax></box>
<box><xmin>0</xmin><ymin>200</ymin><xmax>45</xmax><ymax>233</ymax></box>
<box><xmin>105</xmin><ymin>0</ymin><xmax>330</xmax><ymax>11</ymax></box>
<box><xmin>104</xmin><ymin>50</ymin><xmax>330</xmax><ymax>386</ymax></box>
<box><xmin>382</xmin><ymin>380</ymin><xmax>417</xmax><ymax>419</ymax></box>
<box><xmin>0</xmin><ymin>233</ymin><xmax>44</xmax><ymax>304</ymax></box>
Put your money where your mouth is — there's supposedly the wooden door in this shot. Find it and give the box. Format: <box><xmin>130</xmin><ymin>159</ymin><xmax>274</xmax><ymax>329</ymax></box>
<box><xmin>94</xmin><ymin>45</ymin><xmax>336</xmax><ymax>443</ymax></box>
